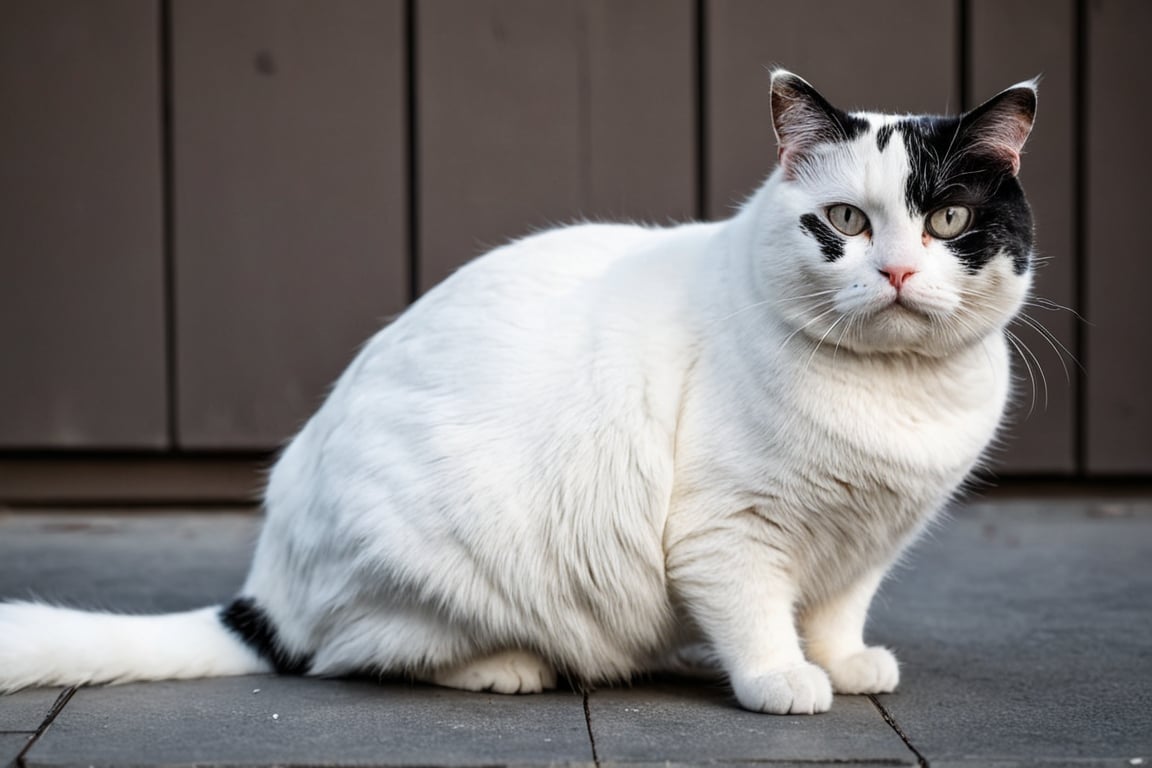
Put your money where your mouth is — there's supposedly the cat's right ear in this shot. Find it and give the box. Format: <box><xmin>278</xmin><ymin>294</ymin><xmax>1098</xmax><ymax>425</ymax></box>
<box><xmin>770</xmin><ymin>70</ymin><xmax>855</xmax><ymax>179</ymax></box>
<box><xmin>959</xmin><ymin>79</ymin><xmax>1038</xmax><ymax>176</ymax></box>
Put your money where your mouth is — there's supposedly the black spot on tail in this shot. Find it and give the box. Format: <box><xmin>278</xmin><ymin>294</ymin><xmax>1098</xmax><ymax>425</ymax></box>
<box><xmin>799</xmin><ymin>212</ymin><xmax>846</xmax><ymax>262</ymax></box>
<box><xmin>220</xmin><ymin>597</ymin><xmax>312</xmax><ymax>675</ymax></box>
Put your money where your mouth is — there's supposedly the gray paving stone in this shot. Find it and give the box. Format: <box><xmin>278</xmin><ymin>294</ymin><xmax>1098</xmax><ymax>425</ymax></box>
<box><xmin>24</xmin><ymin>676</ymin><xmax>593</xmax><ymax>767</ymax></box>
<box><xmin>0</xmin><ymin>511</ymin><xmax>258</xmax><ymax>611</ymax></box>
<box><xmin>0</xmin><ymin>687</ymin><xmax>63</xmax><ymax>731</ymax></box>
<box><xmin>4</xmin><ymin>503</ymin><xmax>1151</xmax><ymax>765</ymax></box>
<box><xmin>870</xmin><ymin>500</ymin><xmax>1152</xmax><ymax>766</ymax></box>
<box><xmin>1</xmin><ymin>733</ymin><xmax>34</xmax><ymax>768</ymax></box>
<box><xmin>929</xmin><ymin>760</ymin><xmax>1148</xmax><ymax>768</ymax></box>
<box><xmin>587</xmin><ymin>681</ymin><xmax>916</xmax><ymax>765</ymax></box>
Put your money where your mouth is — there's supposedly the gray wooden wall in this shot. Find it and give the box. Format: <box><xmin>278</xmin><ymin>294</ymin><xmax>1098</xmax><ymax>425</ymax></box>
<box><xmin>2</xmin><ymin>0</ymin><xmax>1149</xmax><ymax>478</ymax></box>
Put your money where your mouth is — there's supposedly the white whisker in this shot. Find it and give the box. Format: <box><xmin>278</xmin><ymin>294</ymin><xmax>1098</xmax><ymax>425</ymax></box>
<box><xmin>776</xmin><ymin>305</ymin><xmax>841</xmax><ymax>354</ymax></box>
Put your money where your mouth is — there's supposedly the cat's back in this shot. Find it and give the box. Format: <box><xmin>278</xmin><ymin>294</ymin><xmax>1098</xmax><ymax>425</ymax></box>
<box><xmin>348</xmin><ymin>219</ymin><xmax>716</xmax><ymax>397</ymax></box>
<box><xmin>286</xmin><ymin>218</ymin><xmax>716</xmax><ymax>522</ymax></box>
<box><xmin>403</xmin><ymin>220</ymin><xmax>712</xmax><ymax>324</ymax></box>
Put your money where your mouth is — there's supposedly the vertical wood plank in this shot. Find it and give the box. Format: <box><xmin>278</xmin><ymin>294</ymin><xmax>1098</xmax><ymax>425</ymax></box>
<box><xmin>583</xmin><ymin>0</ymin><xmax>696</xmax><ymax>219</ymax></box>
<box><xmin>173</xmin><ymin>0</ymin><xmax>408</xmax><ymax>449</ymax></box>
<box><xmin>417</xmin><ymin>0</ymin><xmax>695</xmax><ymax>292</ymax></box>
<box><xmin>1086</xmin><ymin>0</ymin><xmax>1152</xmax><ymax>473</ymax></box>
<box><xmin>969</xmin><ymin>0</ymin><xmax>1078</xmax><ymax>474</ymax></box>
<box><xmin>0</xmin><ymin>0</ymin><xmax>166</xmax><ymax>448</ymax></box>
<box><xmin>707</xmin><ymin>0</ymin><xmax>960</xmax><ymax>218</ymax></box>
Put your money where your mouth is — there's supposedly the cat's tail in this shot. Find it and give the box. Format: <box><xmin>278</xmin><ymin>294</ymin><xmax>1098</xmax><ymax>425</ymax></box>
<box><xmin>0</xmin><ymin>601</ymin><xmax>271</xmax><ymax>693</ymax></box>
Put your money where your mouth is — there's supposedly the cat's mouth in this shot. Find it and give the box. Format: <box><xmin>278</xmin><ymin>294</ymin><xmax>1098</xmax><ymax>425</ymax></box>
<box><xmin>878</xmin><ymin>295</ymin><xmax>923</xmax><ymax>318</ymax></box>
<box><xmin>888</xmin><ymin>293</ymin><xmax>937</xmax><ymax>320</ymax></box>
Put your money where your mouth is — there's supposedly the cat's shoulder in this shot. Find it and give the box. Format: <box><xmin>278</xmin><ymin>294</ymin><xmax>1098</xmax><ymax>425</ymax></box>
<box><xmin>484</xmin><ymin>219</ymin><xmax>712</xmax><ymax>268</ymax></box>
<box><xmin>432</xmin><ymin>219</ymin><xmax>719</xmax><ymax>308</ymax></box>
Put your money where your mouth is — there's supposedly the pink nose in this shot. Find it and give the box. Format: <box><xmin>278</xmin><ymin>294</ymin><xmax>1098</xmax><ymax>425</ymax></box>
<box><xmin>880</xmin><ymin>265</ymin><xmax>917</xmax><ymax>289</ymax></box>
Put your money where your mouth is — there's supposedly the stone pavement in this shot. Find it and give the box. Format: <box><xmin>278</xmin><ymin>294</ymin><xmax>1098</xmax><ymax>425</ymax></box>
<box><xmin>0</xmin><ymin>498</ymin><xmax>1149</xmax><ymax>767</ymax></box>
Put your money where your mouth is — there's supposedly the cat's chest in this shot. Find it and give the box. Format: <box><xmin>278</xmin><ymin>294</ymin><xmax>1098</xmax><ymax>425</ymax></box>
<box><xmin>676</xmin><ymin>338</ymin><xmax>1009</xmax><ymax>560</ymax></box>
<box><xmin>785</xmin><ymin>335</ymin><xmax>1009</xmax><ymax>473</ymax></box>
<box><xmin>788</xmin><ymin>360</ymin><xmax>1004</xmax><ymax>480</ymax></box>
<box><xmin>693</xmin><ymin>355</ymin><xmax>1004</xmax><ymax>600</ymax></box>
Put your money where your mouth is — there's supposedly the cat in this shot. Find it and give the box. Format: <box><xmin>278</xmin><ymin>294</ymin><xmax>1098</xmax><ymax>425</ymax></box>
<box><xmin>0</xmin><ymin>70</ymin><xmax>1037</xmax><ymax>715</ymax></box>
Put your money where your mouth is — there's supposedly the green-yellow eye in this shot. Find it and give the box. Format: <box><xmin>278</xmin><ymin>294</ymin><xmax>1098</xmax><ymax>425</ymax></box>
<box><xmin>826</xmin><ymin>204</ymin><xmax>869</xmax><ymax>236</ymax></box>
<box><xmin>926</xmin><ymin>205</ymin><xmax>972</xmax><ymax>239</ymax></box>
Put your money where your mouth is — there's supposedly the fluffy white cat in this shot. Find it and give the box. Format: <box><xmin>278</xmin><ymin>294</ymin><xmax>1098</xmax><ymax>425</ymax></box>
<box><xmin>0</xmin><ymin>70</ymin><xmax>1037</xmax><ymax>715</ymax></box>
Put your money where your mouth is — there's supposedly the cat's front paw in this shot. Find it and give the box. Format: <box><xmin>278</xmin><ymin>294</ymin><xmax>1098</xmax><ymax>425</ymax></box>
<box><xmin>731</xmin><ymin>662</ymin><xmax>833</xmax><ymax>715</ymax></box>
<box><xmin>822</xmin><ymin>646</ymin><xmax>899</xmax><ymax>694</ymax></box>
<box><xmin>429</xmin><ymin>650</ymin><xmax>557</xmax><ymax>694</ymax></box>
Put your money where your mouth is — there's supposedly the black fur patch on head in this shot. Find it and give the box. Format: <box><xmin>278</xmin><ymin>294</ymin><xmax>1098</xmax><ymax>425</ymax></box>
<box><xmin>894</xmin><ymin>116</ymin><xmax>1033</xmax><ymax>274</ymax></box>
<box><xmin>799</xmin><ymin>212</ymin><xmax>846</xmax><ymax>262</ymax></box>
<box><xmin>220</xmin><ymin>597</ymin><xmax>312</xmax><ymax>675</ymax></box>
<box><xmin>875</xmin><ymin>124</ymin><xmax>895</xmax><ymax>152</ymax></box>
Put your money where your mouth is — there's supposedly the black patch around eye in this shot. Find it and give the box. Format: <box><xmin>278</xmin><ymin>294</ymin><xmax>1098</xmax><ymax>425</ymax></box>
<box><xmin>799</xmin><ymin>213</ymin><xmax>846</xmax><ymax>262</ymax></box>
<box><xmin>896</xmin><ymin>116</ymin><xmax>1034</xmax><ymax>274</ymax></box>
<box><xmin>875</xmin><ymin>124</ymin><xmax>895</xmax><ymax>152</ymax></box>
<box><xmin>221</xmin><ymin>597</ymin><xmax>313</xmax><ymax>675</ymax></box>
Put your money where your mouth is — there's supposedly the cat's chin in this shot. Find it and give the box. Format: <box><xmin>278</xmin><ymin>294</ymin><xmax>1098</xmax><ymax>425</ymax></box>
<box><xmin>827</xmin><ymin>305</ymin><xmax>983</xmax><ymax>358</ymax></box>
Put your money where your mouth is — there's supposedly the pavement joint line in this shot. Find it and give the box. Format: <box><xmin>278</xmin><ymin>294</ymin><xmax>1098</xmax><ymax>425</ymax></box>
<box><xmin>582</xmin><ymin>690</ymin><xmax>600</xmax><ymax>767</ymax></box>
<box><xmin>15</xmin><ymin>686</ymin><xmax>76</xmax><ymax>768</ymax></box>
<box><xmin>867</xmin><ymin>694</ymin><xmax>928</xmax><ymax>768</ymax></box>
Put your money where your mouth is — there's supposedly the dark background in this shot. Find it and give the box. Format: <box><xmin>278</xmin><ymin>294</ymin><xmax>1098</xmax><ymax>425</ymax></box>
<box><xmin>1</xmin><ymin>0</ymin><xmax>1148</xmax><ymax>503</ymax></box>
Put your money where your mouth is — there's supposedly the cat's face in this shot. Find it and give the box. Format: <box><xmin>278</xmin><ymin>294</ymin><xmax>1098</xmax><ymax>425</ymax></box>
<box><xmin>763</xmin><ymin>72</ymin><xmax>1036</xmax><ymax>358</ymax></box>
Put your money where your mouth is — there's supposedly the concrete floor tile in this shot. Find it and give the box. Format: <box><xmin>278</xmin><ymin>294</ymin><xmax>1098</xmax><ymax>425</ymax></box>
<box><xmin>869</xmin><ymin>501</ymin><xmax>1152</xmax><ymax>765</ymax></box>
<box><xmin>587</xmin><ymin>680</ymin><xmax>916</xmax><ymax>765</ymax></box>
<box><xmin>0</xmin><ymin>512</ymin><xmax>257</xmax><ymax>612</ymax></box>
<box><xmin>0</xmin><ymin>687</ymin><xmax>64</xmax><ymax>732</ymax></box>
<box><xmin>23</xmin><ymin>676</ymin><xmax>593</xmax><ymax>767</ymax></box>
<box><xmin>4</xmin><ymin>502</ymin><xmax>1151</xmax><ymax>765</ymax></box>
<box><xmin>1</xmin><ymin>733</ymin><xmax>34</xmax><ymax>768</ymax></box>
<box><xmin>929</xmin><ymin>760</ymin><xmax>1147</xmax><ymax>767</ymax></box>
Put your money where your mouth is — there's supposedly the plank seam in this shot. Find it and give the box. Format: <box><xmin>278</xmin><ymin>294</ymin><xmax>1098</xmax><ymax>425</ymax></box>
<box><xmin>582</xmin><ymin>691</ymin><xmax>601</xmax><ymax>768</ymax></box>
<box><xmin>867</xmin><ymin>694</ymin><xmax>930</xmax><ymax>767</ymax></box>
<box><xmin>15</xmin><ymin>687</ymin><xmax>76</xmax><ymax>768</ymax></box>
<box><xmin>160</xmin><ymin>0</ymin><xmax>179</xmax><ymax>450</ymax></box>
<box><xmin>695</xmin><ymin>0</ymin><xmax>708</xmax><ymax>220</ymax></box>
<box><xmin>406</xmin><ymin>0</ymin><xmax>420</xmax><ymax>302</ymax></box>
<box><xmin>1072</xmin><ymin>0</ymin><xmax>1088</xmax><ymax>476</ymax></box>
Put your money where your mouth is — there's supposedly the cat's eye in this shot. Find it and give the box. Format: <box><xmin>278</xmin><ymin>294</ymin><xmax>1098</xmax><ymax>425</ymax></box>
<box><xmin>826</xmin><ymin>204</ymin><xmax>870</xmax><ymax>236</ymax></box>
<box><xmin>926</xmin><ymin>206</ymin><xmax>972</xmax><ymax>239</ymax></box>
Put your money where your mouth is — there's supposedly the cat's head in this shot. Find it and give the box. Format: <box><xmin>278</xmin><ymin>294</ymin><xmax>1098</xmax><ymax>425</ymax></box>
<box><xmin>760</xmin><ymin>70</ymin><xmax>1036</xmax><ymax>358</ymax></box>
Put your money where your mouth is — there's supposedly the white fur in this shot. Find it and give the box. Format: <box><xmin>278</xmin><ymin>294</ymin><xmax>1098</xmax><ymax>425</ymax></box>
<box><xmin>0</xmin><ymin>77</ymin><xmax>1033</xmax><ymax>714</ymax></box>
<box><xmin>0</xmin><ymin>602</ymin><xmax>268</xmax><ymax>691</ymax></box>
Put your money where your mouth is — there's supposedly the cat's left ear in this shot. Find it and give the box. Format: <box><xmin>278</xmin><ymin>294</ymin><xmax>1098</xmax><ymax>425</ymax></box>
<box><xmin>960</xmin><ymin>79</ymin><xmax>1038</xmax><ymax>176</ymax></box>
<box><xmin>771</xmin><ymin>70</ymin><xmax>860</xmax><ymax>178</ymax></box>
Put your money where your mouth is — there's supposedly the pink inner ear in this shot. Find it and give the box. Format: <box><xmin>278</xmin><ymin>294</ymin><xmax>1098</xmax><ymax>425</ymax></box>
<box><xmin>1006</xmin><ymin>152</ymin><xmax>1021</xmax><ymax>177</ymax></box>
<box><xmin>774</xmin><ymin>103</ymin><xmax>832</xmax><ymax>179</ymax></box>
<box><xmin>777</xmin><ymin>146</ymin><xmax>801</xmax><ymax>180</ymax></box>
<box><xmin>972</xmin><ymin>109</ymin><xmax>1032</xmax><ymax>177</ymax></box>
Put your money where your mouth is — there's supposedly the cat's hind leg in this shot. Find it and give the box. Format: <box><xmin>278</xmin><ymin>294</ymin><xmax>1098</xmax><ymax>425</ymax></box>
<box><xmin>309</xmin><ymin>611</ymin><xmax>557</xmax><ymax>694</ymax></box>
<box><xmin>426</xmin><ymin>650</ymin><xmax>557</xmax><ymax>694</ymax></box>
<box><xmin>800</xmin><ymin>568</ymin><xmax>899</xmax><ymax>695</ymax></box>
